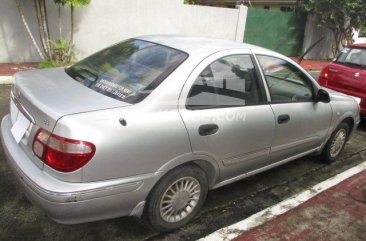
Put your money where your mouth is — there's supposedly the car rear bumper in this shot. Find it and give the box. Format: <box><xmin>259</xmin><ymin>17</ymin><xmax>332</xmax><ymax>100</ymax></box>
<box><xmin>1</xmin><ymin>114</ymin><xmax>160</xmax><ymax>224</ymax></box>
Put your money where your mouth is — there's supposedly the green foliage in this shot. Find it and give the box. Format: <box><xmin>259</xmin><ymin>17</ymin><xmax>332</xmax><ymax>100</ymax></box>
<box><xmin>56</xmin><ymin>0</ymin><xmax>91</xmax><ymax>7</ymax></box>
<box><xmin>184</xmin><ymin>0</ymin><xmax>197</xmax><ymax>4</ymax></box>
<box><xmin>38</xmin><ymin>39</ymin><xmax>74</xmax><ymax>68</ymax></box>
<box><xmin>16</xmin><ymin>0</ymin><xmax>91</xmax><ymax>67</ymax></box>
<box><xmin>38</xmin><ymin>60</ymin><xmax>68</xmax><ymax>68</ymax></box>
<box><xmin>48</xmin><ymin>0</ymin><xmax>91</xmax><ymax>66</ymax></box>
<box><xmin>298</xmin><ymin>0</ymin><xmax>366</xmax><ymax>55</ymax></box>
<box><xmin>299</xmin><ymin>0</ymin><xmax>365</xmax><ymax>31</ymax></box>
<box><xmin>50</xmin><ymin>39</ymin><xmax>74</xmax><ymax>64</ymax></box>
<box><xmin>54</xmin><ymin>0</ymin><xmax>66</xmax><ymax>5</ymax></box>
<box><xmin>359</xmin><ymin>26</ymin><xmax>366</xmax><ymax>37</ymax></box>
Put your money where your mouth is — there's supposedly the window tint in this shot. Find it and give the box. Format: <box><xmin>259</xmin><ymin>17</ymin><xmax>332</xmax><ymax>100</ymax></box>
<box><xmin>336</xmin><ymin>47</ymin><xmax>366</xmax><ymax>68</ymax></box>
<box><xmin>257</xmin><ymin>55</ymin><xmax>314</xmax><ymax>103</ymax></box>
<box><xmin>186</xmin><ymin>55</ymin><xmax>264</xmax><ymax>109</ymax></box>
<box><xmin>66</xmin><ymin>39</ymin><xmax>188</xmax><ymax>104</ymax></box>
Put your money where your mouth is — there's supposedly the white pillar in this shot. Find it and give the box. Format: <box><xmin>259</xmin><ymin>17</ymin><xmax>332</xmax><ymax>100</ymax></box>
<box><xmin>235</xmin><ymin>5</ymin><xmax>248</xmax><ymax>42</ymax></box>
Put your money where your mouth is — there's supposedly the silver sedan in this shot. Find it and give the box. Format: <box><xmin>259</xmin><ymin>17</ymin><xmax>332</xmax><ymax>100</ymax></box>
<box><xmin>0</xmin><ymin>36</ymin><xmax>360</xmax><ymax>231</ymax></box>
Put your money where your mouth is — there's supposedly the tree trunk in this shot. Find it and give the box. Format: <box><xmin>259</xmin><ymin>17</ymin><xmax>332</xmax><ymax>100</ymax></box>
<box><xmin>34</xmin><ymin>0</ymin><xmax>48</xmax><ymax>58</ymax></box>
<box><xmin>332</xmin><ymin>30</ymin><xmax>343</xmax><ymax>58</ymax></box>
<box><xmin>67</xmin><ymin>5</ymin><xmax>75</xmax><ymax>61</ymax></box>
<box><xmin>38</xmin><ymin>0</ymin><xmax>52</xmax><ymax>59</ymax></box>
<box><xmin>15</xmin><ymin>0</ymin><xmax>45</xmax><ymax>60</ymax></box>
<box><xmin>70</xmin><ymin>6</ymin><xmax>74</xmax><ymax>47</ymax></box>
<box><xmin>58</xmin><ymin>4</ymin><xmax>62</xmax><ymax>40</ymax></box>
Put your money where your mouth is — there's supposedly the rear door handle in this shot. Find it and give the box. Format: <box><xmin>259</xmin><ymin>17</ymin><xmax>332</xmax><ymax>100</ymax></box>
<box><xmin>199</xmin><ymin>124</ymin><xmax>219</xmax><ymax>136</ymax></box>
<box><xmin>277</xmin><ymin>114</ymin><xmax>290</xmax><ymax>124</ymax></box>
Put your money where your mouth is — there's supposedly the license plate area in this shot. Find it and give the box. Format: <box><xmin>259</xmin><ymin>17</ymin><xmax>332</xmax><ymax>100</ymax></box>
<box><xmin>10</xmin><ymin>98</ymin><xmax>19</xmax><ymax>124</ymax></box>
<box><xmin>11</xmin><ymin>111</ymin><xmax>31</xmax><ymax>143</ymax></box>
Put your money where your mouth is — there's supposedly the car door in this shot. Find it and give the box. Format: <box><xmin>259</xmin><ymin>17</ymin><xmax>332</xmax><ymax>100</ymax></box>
<box><xmin>327</xmin><ymin>47</ymin><xmax>366</xmax><ymax>96</ymax></box>
<box><xmin>179</xmin><ymin>50</ymin><xmax>275</xmax><ymax>181</ymax></box>
<box><xmin>256</xmin><ymin>55</ymin><xmax>332</xmax><ymax>162</ymax></box>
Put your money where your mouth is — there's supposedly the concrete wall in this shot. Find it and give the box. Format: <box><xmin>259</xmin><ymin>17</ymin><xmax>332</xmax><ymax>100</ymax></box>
<box><xmin>301</xmin><ymin>14</ymin><xmax>334</xmax><ymax>60</ymax></box>
<box><xmin>0</xmin><ymin>0</ymin><xmax>71</xmax><ymax>63</ymax></box>
<box><xmin>0</xmin><ymin>0</ymin><xmax>247</xmax><ymax>63</ymax></box>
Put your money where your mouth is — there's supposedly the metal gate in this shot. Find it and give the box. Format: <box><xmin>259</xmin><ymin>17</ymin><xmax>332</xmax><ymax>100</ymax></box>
<box><xmin>244</xmin><ymin>8</ymin><xmax>306</xmax><ymax>56</ymax></box>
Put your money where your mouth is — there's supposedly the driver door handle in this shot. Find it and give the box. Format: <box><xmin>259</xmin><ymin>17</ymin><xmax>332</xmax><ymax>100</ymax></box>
<box><xmin>199</xmin><ymin>124</ymin><xmax>219</xmax><ymax>136</ymax></box>
<box><xmin>278</xmin><ymin>114</ymin><xmax>290</xmax><ymax>124</ymax></box>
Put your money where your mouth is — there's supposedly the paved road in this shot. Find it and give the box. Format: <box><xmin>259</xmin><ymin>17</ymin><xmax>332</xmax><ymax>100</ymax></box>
<box><xmin>0</xmin><ymin>84</ymin><xmax>365</xmax><ymax>241</ymax></box>
<box><xmin>308</xmin><ymin>70</ymin><xmax>321</xmax><ymax>80</ymax></box>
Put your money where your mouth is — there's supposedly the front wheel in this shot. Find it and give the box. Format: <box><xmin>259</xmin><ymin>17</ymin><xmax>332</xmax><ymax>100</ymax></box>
<box><xmin>145</xmin><ymin>164</ymin><xmax>208</xmax><ymax>232</ymax></box>
<box><xmin>322</xmin><ymin>122</ymin><xmax>350</xmax><ymax>162</ymax></box>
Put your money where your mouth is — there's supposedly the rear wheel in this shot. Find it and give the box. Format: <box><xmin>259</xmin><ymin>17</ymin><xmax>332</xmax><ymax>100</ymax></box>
<box><xmin>145</xmin><ymin>164</ymin><xmax>208</xmax><ymax>232</ymax></box>
<box><xmin>322</xmin><ymin>122</ymin><xmax>350</xmax><ymax>162</ymax></box>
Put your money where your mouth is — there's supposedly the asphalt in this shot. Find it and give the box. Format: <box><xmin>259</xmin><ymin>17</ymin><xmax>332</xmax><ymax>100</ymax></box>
<box><xmin>1</xmin><ymin>62</ymin><xmax>366</xmax><ymax>241</ymax></box>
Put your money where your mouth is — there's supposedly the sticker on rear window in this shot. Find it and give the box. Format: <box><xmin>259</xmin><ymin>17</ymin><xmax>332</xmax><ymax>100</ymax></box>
<box><xmin>94</xmin><ymin>79</ymin><xmax>134</xmax><ymax>100</ymax></box>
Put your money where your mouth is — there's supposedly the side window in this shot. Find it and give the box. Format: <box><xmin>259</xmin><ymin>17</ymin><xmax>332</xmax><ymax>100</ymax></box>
<box><xmin>186</xmin><ymin>55</ymin><xmax>264</xmax><ymax>109</ymax></box>
<box><xmin>257</xmin><ymin>55</ymin><xmax>314</xmax><ymax>103</ymax></box>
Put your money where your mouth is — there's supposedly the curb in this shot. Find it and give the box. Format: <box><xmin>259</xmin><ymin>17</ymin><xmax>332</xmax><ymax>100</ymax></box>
<box><xmin>198</xmin><ymin>161</ymin><xmax>366</xmax><ymax>241</ymax></box>
<box><xmin>0</xmin><ymin>76</ymin><xmax>12</xmax><ymax>85</ymax></box>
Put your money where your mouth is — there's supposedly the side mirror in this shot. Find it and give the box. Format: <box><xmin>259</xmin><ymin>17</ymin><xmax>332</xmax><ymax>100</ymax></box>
<box><xmin>316</xmin><ymin>89</ymin><xmax>330</xmax><ymax>103</ymax></box>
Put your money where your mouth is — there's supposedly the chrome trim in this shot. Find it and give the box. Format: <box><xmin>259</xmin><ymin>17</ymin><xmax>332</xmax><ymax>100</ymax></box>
<box><xmin>223</xmin><ymin>148</ymin><xmax>270</xmax><ymax>166</ymax></box>
<box><xmin>11</xmin><ymin>91</ymin><xmax>35</xmax><ymax>123</ymax></box>
<box><xmin>252</xmin><ymin>54</ymin><xmax>272</xmax><ymax>102</ymax></box>
<box><xmin>328</xmin><ymin>68</ymin><xmax>339</xmax><ymax>72</ymax></box>
<box><xmin>213</xmin><ymin>147</ymin><xmax>319</xmax><ymax>189</ymax></box>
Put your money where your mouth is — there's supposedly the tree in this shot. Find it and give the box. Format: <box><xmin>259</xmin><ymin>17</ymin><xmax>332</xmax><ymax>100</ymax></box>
<box><xmin>15</xmin><ymin>0</ymin><xmax>91</xmax><ymax>66</ymax></box>
<box><xmin>54</xmin><ymin>0</ymin><xmax>67</xmax><ymax>40</ymax></box>
<box><xmin>298</xmin><ymin>0</ymin><xmax>366</xmax><ymax>57</ymax></box>
<box><xmin>58</xmin><ymin>0</ymin><xmax>91</xmax><ymax>58</ymax></box>
<box><xmin>184</xmin><ymin>0</ymin><xmax>197</xmax><ymax>4</ymax></box>
<box><xmin>15</xmin><ymin>0</ymin><xmax>45</xmax><ymax>60</ymax></box>
<box><xmin>34</xmin><ymin>0</ymin><xmax>52</xmax><ymax>59</ymax></box>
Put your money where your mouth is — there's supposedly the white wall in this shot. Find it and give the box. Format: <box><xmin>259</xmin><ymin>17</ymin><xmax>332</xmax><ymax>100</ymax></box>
<box><xmin>0</xmin><ymin>0</ymin><xmax>248</xmax><ymax>63</ymax></box>
<box><xmin>0</xmin><ymin>0</ymin><xmax>70</xmax><ymax>63</ymax></box>
<box><xmin>353</xmin><ymin>29</ymin><xmax>366</xmax><ymax>44</ymax></box>
<box><xmin>302</xmin><ymin>14</ymin><xmax>335</xmax><ymax>59</ymax></box>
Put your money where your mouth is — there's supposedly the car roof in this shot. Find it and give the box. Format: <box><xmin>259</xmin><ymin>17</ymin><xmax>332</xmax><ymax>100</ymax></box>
<box><xmin>348</xmin><ymin>43</ymin><xmax>366</xmax><ymax>49</ymax></box>
<box><xmin>136</xmin><ymin>35</ymin><xmax>274</xmax><ymax>57</ymax></box>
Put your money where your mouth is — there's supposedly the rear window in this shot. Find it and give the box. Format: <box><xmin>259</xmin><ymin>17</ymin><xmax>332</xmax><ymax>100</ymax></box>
<box><xmin>336</xmin><ymin>47</ymin><xmax>366</xmax><ymax>68</ymax></box>
<box><xmin>66</xmin><ymin>39</ymin><xmax>188</xmax><ymax>104</ymax></box>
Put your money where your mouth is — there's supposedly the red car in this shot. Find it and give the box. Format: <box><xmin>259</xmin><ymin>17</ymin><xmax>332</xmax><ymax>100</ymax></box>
<box><xmin>318</xmin><ymin>44</ymin><xmax>366</xmax><ymax>116</ymax></box>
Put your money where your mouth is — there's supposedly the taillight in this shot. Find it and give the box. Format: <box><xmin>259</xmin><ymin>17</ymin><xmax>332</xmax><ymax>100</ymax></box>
<box><xmin>33</xmin><ymin>128</ymin><xmax>96</xmax><ymax>172</ymax></box>
<box><xmin>318</xmin><ymin>67</ymin><xmax>329</xmax><ymax>86</ymax></box>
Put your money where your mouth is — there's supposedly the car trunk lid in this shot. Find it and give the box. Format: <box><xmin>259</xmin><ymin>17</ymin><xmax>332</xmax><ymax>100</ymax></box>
<box><xmin>12</xmin><ymin>68</ymin><xmax>130</xmax><ymax>132</ymax></box>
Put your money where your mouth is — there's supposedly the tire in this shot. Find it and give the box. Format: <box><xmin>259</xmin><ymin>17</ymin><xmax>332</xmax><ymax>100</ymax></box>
<box><xmin>321</xmin><ymin>122</ymin><xmax>350</xmax><ymax>163</ymax></box>
<box><xmin>145</xmin><ymin>164</ymin><xmax>208</xmax><ymax>232</ymax></box>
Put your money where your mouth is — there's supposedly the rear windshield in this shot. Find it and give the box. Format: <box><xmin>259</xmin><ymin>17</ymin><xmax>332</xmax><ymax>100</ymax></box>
<box><xmin>335</xmin><ymin>47</ymin><xmax>366</xmax><ymax>69</ymax></box>
<box><xmin>66</xmin><ymin>39</ymin><xmax>188</xmax><ymax>104</ymax></box>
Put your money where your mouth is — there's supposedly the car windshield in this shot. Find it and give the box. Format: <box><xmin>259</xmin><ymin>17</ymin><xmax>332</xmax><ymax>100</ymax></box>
<box><xmin>66</xmin><ymin>39</ymin><xmax>188</xmax><ymax>104</ymax></box>
<box><xmin>336</xmin><ymin>47</ymin><xmax>366</xmax><ymax>68</ymax></box>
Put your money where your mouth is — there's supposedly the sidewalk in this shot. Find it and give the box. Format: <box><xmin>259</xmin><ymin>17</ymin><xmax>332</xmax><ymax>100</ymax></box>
<box><xmin>290</xmin><ymin>57</ymin><xmax>330</xmax><ymax>71</ymax></box>
<box><xmin>0</xmin><ymin>63</ymin><xmax>37</xmax><ymax>85</ymax></box>
<box><xmin>0</xmin><ymin>63</ymin><xmax>37</xmax><ymax>76</ymax></box>
<box><xmin>200</xmin><ymin>162</ymin><xmax>366</xmax><ymax>241</ymax></box>
<box><xmin>233</xmin><ymin>169</ymin><xmax>366</xmax><ymax>241</ymax></box>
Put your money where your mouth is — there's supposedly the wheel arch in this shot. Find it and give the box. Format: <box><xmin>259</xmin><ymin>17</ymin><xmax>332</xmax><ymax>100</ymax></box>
<box><xmin>155</xmin><ymin>153</ymin><xmax>220</xmax><ymax>190</ymax></box>
<box><xmin>317</xmin><ymin>114</ymin><xmax>356</xmax><ymax>155</ymax></box>
<box><xmin>342</xmin><ymin>116</ymin><xmax>355</xmax><ymax>140</ymax></box>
